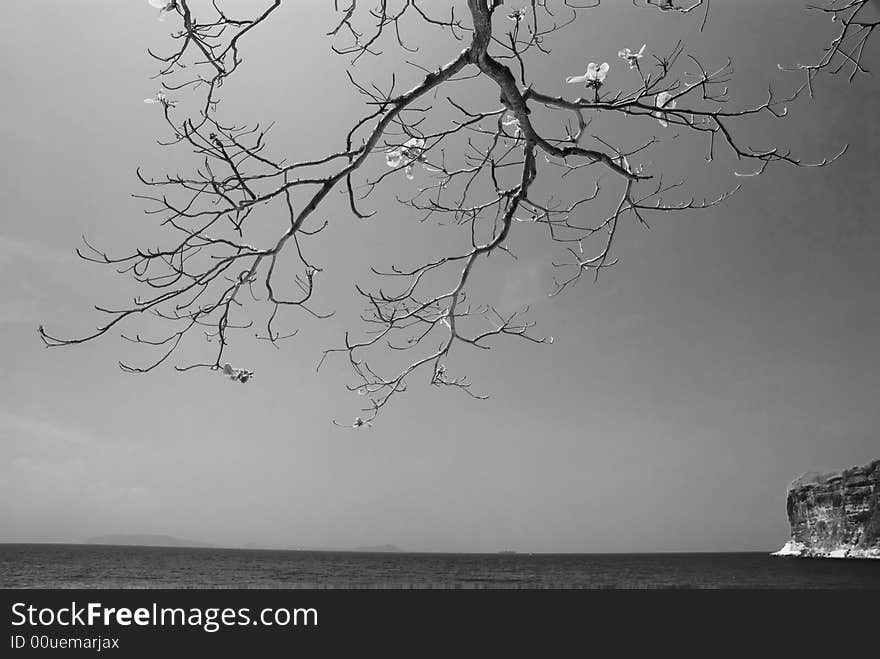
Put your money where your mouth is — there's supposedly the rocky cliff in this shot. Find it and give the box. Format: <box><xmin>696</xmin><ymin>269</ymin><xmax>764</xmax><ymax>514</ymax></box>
<box><xmin>773</xmin><ymin>458</ymin><xmax>880</xmax><ymax>559</ymax></box>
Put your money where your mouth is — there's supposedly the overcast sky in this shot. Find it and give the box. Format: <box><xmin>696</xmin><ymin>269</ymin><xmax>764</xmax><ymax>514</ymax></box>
<box><xmin>1</xmin><ymin>0</ymin><xmax>878</xmax><ymax>553</ymax></box>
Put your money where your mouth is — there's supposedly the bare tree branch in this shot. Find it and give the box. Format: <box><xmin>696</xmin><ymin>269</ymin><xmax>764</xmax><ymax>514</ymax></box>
<box><xmin>39</xmin><ymin>0</ymin><xmax>874</xmax><ymax>425</ymax></box>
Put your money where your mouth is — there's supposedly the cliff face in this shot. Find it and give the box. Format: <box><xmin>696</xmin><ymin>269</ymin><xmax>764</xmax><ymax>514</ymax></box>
<box><xmin>773</xmin><ymin>458</ymin><xmax>880</xmax><ymax>559</ymax></box>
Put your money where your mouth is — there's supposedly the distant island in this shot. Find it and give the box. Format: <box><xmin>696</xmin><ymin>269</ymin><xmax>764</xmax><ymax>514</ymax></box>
<box><xmin>84</xmin><ymin>534</ymin><xmax>212</xmax><ymax>548</ymax></box>
<box><xmin>80</xmin><ymin>536</ymin><xmax>404</xmax><ymax>552</ymax></box>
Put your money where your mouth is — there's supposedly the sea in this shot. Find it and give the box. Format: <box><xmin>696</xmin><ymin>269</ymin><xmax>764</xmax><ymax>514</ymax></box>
<box><xmin>2</xmin><ymin>544</ymin><xmax>880</xmax><ymax>589</ymax></box>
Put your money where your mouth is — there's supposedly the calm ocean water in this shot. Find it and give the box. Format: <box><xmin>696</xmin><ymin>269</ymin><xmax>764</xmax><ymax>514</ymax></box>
<box><xmin>2</xmin><ymin>544</ymin><xmax>879</xmax><ymax>589</ymax></box>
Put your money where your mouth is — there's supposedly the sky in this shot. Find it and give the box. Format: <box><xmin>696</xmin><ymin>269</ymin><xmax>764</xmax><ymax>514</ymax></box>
<box><xmin>1</xmin><ymin>0</ymin><xmax>878</xmax><ymax>553</ymax></box>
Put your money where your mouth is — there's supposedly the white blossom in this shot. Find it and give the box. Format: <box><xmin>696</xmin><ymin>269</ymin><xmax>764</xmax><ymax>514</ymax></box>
<box><xmin>217</xmin><ymin>362</ymin><xmax>254</xmax><ymax>383</ymax></box>
<box><xmin>386</xmin><ymin>137</ymin><xmax>426</xmax><ymax>178</ymax></box>
<box><xmin>618</xmin><ymin>44</ymin><xmax>646</xmax><ymax>69</ymax></box>
<box><xmin>652</xmin><ymin>91</ymin><xmax>677</xmax><ymax>127</ymax></box>
<box><xmin>148</xmin><ymin>0</ymin><xmax>176</xmax><ymax>22</ymax></box>
<box><xmin>502</xmin><ymin>113</ymin><xmax>522</xmax><ymax>138</ymax></box>
<box><xmin>144</xmin><ymin>90</ymin><xmax>173</xmax><ymax>107</ymax></box>
<box><xmin>650</xmin><ymin>0</ymin><xmax>678</xmax><ymax>11</ymax></box>
<box><xmin>566</xmin><ymin>62</ymin><xmax>609</xmax><ymax>88</ymax></box>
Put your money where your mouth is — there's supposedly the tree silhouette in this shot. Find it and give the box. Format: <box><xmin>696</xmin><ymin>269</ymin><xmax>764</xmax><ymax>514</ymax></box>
<box><xmin>38</xmin><ymin>0</ymin><xmax>876</xmax><ymax>425</ymax></box>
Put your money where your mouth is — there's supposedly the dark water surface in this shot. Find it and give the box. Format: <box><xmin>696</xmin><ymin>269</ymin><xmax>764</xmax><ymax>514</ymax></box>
<box><xmin>2</xmin><ymin>544</ymin><xmax>879</xmax><ymax>589</ymax></box>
